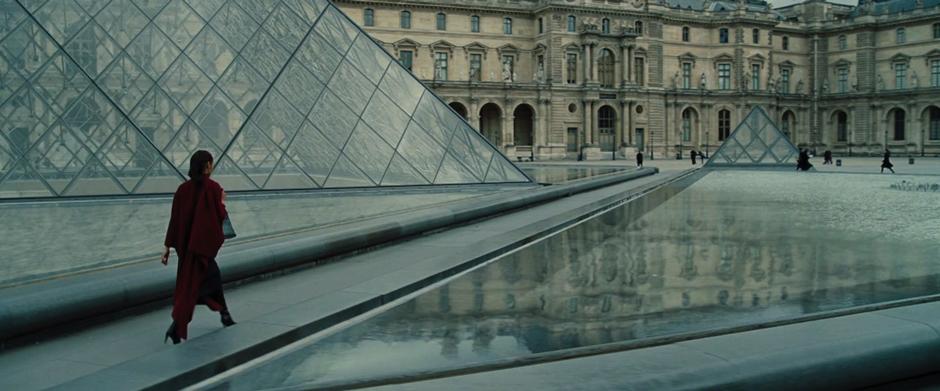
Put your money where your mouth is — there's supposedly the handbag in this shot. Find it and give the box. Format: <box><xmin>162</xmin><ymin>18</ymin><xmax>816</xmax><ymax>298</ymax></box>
<box><xmin>222</xmin><ymin>216</ymin><xmax>237</xmax><ymax>239</ymax></box>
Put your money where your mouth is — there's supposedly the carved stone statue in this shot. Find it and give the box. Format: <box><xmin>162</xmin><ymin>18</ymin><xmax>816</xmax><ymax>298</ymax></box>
<box><xmin>489</xmin><ymin>71</ymin><xmax>496</xmax><ymax>81</ymax></box>
<box><xmin>912</xmin><ymin>71</ymin><xmax>919</xmax><ymax>88</ymax></box>
<box><xmin>699</xmin><ymin>72</ymin><xmax>707</xmax><ymax>89</ymax></box>
<box><xmin>536</xmin><ymin>62</ymin><xmax>545</xmax><ymax>83</ymax></box>
<box><xmin>877</xmin><ymin>74</ymin><xmax>885</xmax><ymax>90</ymax></box>
<box><xmin>768</xmin><ymin>77</ymin><xmax>775</xmax><ymax>92</ymax></box>
<box><xmin>512</xmin><ymin>71</ymin><xmax>519</xmax><ymax>82</ymax></box>
<box><xmin>502</xmin><ymin>61</ymin><xmax>512</xmax><ymax>82</ymax></box>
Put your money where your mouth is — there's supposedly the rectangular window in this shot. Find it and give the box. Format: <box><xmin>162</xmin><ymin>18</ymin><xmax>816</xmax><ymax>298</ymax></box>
<box><xmin>538</xmin><ymin>18</ymin><xmax>543</xmax><ymax>34</ymax></box>
<box><xmin>400</xmin><ymin>11</ymin><xmax>411</xmax><ymax>29</ymax></box>
<box><xmin>567</xmin><ymin>53</ymin><xmax>578</xmax><ymax>84</ymax></box>
<box><xmin>504</xmin><ymin>18</ymin><xmax>512</xmax><ymax>35</ymax></box>
<box><xmin>718</xmin><ymin>63</ymin><xmax>731</xmax><ymax>90</ymax></box>
<box><xmin>895</xmin><ymin>63</ymin><xmax>907</xmax><ymax>89</ymax></box>
<box><xmin>682</xmin><ymin>62</ymin><xmax>691</xmax><ymax>89</ymax></box>
<box><xmin>718</xmin><ymin>111</ymin><xmax>730</xmax><ymax>141</ymax></box>
<box><xmin>436</xmin><ymin>13</ymin><xmax>446</xmax><ymax>31</ymax></box>
<box><xmin>930</xmin><ymin>109</ymin><xmax>940</xmax><ymax>140</ymax></box>
<box><xmin>434</xmin><ymin>52</ymin><xmax>448</xmax><ymax>81</ymax></box>
<box><xmin>719</xmin><ymin>28</ymin><xmax>729</xmax><ymax>44</ymax></box>
<box><xmin>469</xmin><ymin>53</ymin><xmax>482</xmax><ymax>82</ymax></box>
<box><xmin>935</xmin><ymin>23</ymin><xmax>940</xmax><ymax>39</ymax></box>
<box><xmin>897</xmin><ymin>28</ymin><xmax>906</xmax><ymax>44</ymax></box>
<box><xmin>502</xmin><ymin>55</ymin><xmax>514</xmax><ymax>81</ymax></box>
<box><xmin>752</xmin><ymin>29</ymin><xmax>759</xmax><ymax>44</ymax></box>
<box><xmin>568</xmin><ymin>16</ymin><xmax>576</xmax><ymax>33</ymax></box>
<box><xmin>838</xmin><ymin>68</ymin><xmax>848</xmax><ymax>93</ymax></box>
<box><xmin>399</xmin><ymin>50</ymin><xmax>413</xmax><ymax>71</ymax></box>
<box><xmin>363</xmin><ymin>9</ymin><xmax>374</xmax><ymax>27</ymax></box>
<box><xmin>751</xmin><ymin>63</ymin><xmax>760</xmax><ymax>90</ymax></box>
<box><xmin>932</xmin><ymin>60</ymin><xmax>940</xmax><ymax>87</ymax></box>
<box><xmin>634</xmin><ymin>57</ymin><xmax>645</xmax><ymax>85</ymax></box>
<box><xmin>781</xmin><ymin>69</ymin><xmax>790</xmax><ymax>94</ymax></box>
<box><xmin>471</xmin><ymin>16</ymin><xmax>480</xmax><ymax>33</ymax></box>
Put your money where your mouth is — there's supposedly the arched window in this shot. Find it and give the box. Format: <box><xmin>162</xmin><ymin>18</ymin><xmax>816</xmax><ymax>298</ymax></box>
<box><xmin>893</xmin><ymin>109</ymin><xmax>906</xmax><ymax>141</ymax></box>
<box><xmin>635</xmin><ymin>20</ymin><xmax>643</xmax><ymax>35</ymax></box>
<box><xmin>682</xmin><ymin>26</ymin><xmax>689</xmax><ymax>42</ymax></box>
<box><xmin>602</xmin><ymin>18</ymin><xmax>610</xmax><ymax>34</ymax></box>
<box><xmin>363</xmin><ymin>8</ymin><xmax>374</xmax><ymax>26</ymax></box>
<box><xmin>568</xmin><ymin>15</ymin><xmax>576</xmax><ymax>32</ymax></box>
<box><xmin>896</xmin><ymin>28</ymin><xmax>906</xmax><ymax>44</ymax></box>
<box><xmin>719</xmin><ymin>28</ymin><xmax>729</xmax><ymax>44</ymax></box>
<box><xmin>718</xmin><ymin>109</ymin><xmax>731</xmax><ymax>141</ymax></box>
<box><xmin>400</xmin><ymin>10</ymin><xmax>411</xmax><ymax>29</ymax></box>
<box><xmin>838</xmin><ymin>35</ymin><xmax>847</xmax><ymax>50</ymax></box>
<box><xmin>598</xmin><ymin>106</ymin><xmax>616</xmax><ymax>150</ymax></box>
<box><xmin>682</xmin><ymin>109</ymin><xmax>693</xmax><ymax>142</ymax></box>
<box><xmin>471</xmin><ymin>15</ymin><xmax>480</xmax><ymax>33</ymax></box>
<box><xmin>598</xmin><ymin>49</ymin><xmax>615</xmax><ymax>87</ymax></box>
<box><xmin>782</xmin><ymin>36</ymin><xmax>789</xmax><ymax>50</ymax></box>
<box><xmin>836</xmin><ymin>111</ymin><xmax>847</xmax><ymax>142</ymax></box>
<box><xmin>503</xmin><ymin>17</ymin><xmax>513</xmax><ymax>35</ymax></box>
<box><xmin>436</xmin><ymin>12</ymin><xmax>446</xmax><ymax>31</ymax></box>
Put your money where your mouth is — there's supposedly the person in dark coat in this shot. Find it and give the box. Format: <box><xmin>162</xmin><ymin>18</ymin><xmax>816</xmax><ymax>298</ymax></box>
<box><xmin>881</xmin><ymin>149</ymin><xmax>895</xmax><ymax>173</ymax></box>
<box><xmin>162</xmin><ymin>150</ymin><xmax>234</xmax><ymax>344</ymax></box>
<box><xmin>796</xmin><ymin>149</ymin><xmax>813</xmax><ymax>171</ymax></box>
<box><xmin>690</xmin><ymin>150</ymin><xmax>697</xmax><ymax>165</ymax></box>
<box><xmin>823</xmin><ymin>150</ymin><xmax>833</xmax><ymax>165</ymax></box>
<box><xmin>636</xmin><ymin>151</ymin><xmax>644</xmax><ymax>168</ymax></box>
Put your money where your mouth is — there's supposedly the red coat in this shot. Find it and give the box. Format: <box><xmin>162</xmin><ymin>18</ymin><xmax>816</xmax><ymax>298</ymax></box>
<box><xmin>164</xmin><ymin>178</ymin><xmax>228</xmax><ymax>259</ymax></box>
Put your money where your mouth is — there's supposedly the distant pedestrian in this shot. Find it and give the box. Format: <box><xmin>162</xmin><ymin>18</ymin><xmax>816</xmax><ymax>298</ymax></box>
<box><xmin>636</xmin><ymin>151</ymin><xmax>644</xmax><ymax>168</ymax></box>
<box><xmin>690</xmin><ymin>150</ymin><xmax>697</xmax><ymax>165</ymax></box>
<box><xmin>162</xmin><ymin>150</ymin><xmax>236</xmax><ymax>345</ymax></box>
<box><xmin>823</xmin><ymin>150</ymin><xmax>833</xmax><ymax>165</ymax></box>
<box><xmin>881</xmin><ymin>149</ymin><xmax>895</xmax><ymax>173</ymax></box>
<box><xmin>796</xmin><ymin>149</ymin><xmax>813</xmax><ymax>171</ymax></box>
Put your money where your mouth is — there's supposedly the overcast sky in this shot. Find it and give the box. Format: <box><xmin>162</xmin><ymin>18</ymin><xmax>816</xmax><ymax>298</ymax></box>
<box><xmin>771</xmin><ymin>0</ymin><xmax>857</xmax><ymax>8</ymax></box>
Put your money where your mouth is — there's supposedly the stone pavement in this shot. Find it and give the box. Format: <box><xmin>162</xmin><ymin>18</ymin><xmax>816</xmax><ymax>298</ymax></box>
<box><xmin>0</xmin><ymin>167</ymin><xmax>689</xmax><ymax>391</ymax></box>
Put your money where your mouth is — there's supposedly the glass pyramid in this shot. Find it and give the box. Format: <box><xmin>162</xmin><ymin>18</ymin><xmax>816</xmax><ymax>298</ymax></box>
<box><xmin>0</xmin><ymin>0</ymin><xmax>529</xmax><ymax>199</ymax></box>
<box><xmin>706</xmin><ymin>106</ymin><xmax>799</xmax><ymax>167</ymax></box>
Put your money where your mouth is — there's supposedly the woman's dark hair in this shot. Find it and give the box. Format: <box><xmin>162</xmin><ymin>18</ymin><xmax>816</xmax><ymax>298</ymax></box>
<box><xmin>188</xmin><ymin>150</ymin><xmax>214</xmax><ymax>181</ymax></box>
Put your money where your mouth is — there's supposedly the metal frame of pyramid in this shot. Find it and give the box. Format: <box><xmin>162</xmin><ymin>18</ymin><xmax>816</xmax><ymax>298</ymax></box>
<box><xmin>705</xmin><ymin>106</ymin><xmax>800</xmax><ymax>167</ymax></box>
<box><xmin>0</xmin><ymin>0</ymin><xmax>531</xmax><ymax>199</ymax></box>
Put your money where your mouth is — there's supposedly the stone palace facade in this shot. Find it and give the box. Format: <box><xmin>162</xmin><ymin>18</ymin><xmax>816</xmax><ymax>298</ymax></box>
<box><xmin>334</xmin><ymin>0</ymin><xmax>940</xmax><ymax>160</ymax></box>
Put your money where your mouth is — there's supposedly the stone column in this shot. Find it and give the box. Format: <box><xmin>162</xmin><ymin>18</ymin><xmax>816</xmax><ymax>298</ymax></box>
<box><xmin>583</xmin><ymin>44</ymin><xmax>590</xmax><ymax>85</ymax></box>
<box><xmin>582</xmin><ymin>100</ymin><xmax>591</xmax><ymax>145</ymax></box>
<box><xmin>590</xmin><ymin>43</ymin><xmax>599</xmax><ymax>83</ymax></box>
<box><xmin>504</xmin><ymin>114</ymin><xmax>515</xmax><ymax>146</ymax></box>
<box><xmin>499</xmin><ymin>113</ymin><xmax>507</xmax><ymax>147</ymax></box>
<box><xmin>627</xmin><ymin>101</ymin><xmax>635</xmax><ymax>145</ymax></box>
<box><xmin>591</xmin><ymin>100</ymin><xmax>598</xmax><ymax>144</ymax></box>
<box><xmin>627</xmin><ymin>46</ymin><xmax>634</xmax><ymax>83</ymax></box>
<box><xmin>618</xmin><ymin>101</ymin><xmax>627</xmax><ymax>151</ymax></box>
<box><xmin>469</xmin><ymin>100</ymin><xmax>480</xmax><ymax>130</ymax></box>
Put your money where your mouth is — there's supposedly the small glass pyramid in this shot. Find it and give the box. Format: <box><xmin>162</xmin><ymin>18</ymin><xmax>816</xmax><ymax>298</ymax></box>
<box><xmin>0</xmin><ymin>0</ymin><xmax>529</xmax><ymax>198</ymax></box>
<box><xmin>706</xmin><ymin>106</ymin><xmax>799</xmax><ymax>167</ymax></box>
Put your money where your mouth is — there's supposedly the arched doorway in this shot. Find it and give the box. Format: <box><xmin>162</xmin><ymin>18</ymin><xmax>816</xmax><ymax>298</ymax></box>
<box><xmin>781</xmin><ymin>110</ymin><xmax>795</xmax><ymax>142</ymax></box>
<box><xmin>479</xmin><ymin>103</ymin><xmax>502</xmax><ymax>146</ymax></box>
<box><xmin>830</xmin><ymin>110</ymin><xmax>848</xmax><ymax>144</ymax></box>
<box><xmin>513</xmin><ymin>104</ymin><xmax>534</xmax><ymax>147</ymax></box>
<box><xmin>923</xmin><ymin>106</ymin><xmax>940</xmax><ymax>143</ymax></box>
<box><xmin>598</xmin><ymin>105</ymin><xmax>616</xmax><ymax>151</ymax></box>
<box><xmin>449</xmin><ymin>102</ymin><xmax>468</xmax><ymax>120</ymax></box>
<box><xmin>887</xmin><ymin>108</ymin><xmax>906</xmax><ymax>142</ymax></box>
<box><xmin>680</xmin><ymin>107</ymin><xmax>699</xmax><ymax>146</ymax></box>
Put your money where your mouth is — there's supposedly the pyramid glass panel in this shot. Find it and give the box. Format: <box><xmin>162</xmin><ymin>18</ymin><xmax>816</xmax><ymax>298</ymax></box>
<box><xmin>0</xmin><ymin>0</ymin><xmax>527</xmax><ymax>199</ymax></box>
<box><xmin>706</xmin><ymin>106</ymin><xmax>799</xmax><ymax>167</ymax></box>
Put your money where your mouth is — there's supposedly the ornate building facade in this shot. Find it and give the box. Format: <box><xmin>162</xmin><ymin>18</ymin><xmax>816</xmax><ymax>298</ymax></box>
<box><xmin>335</xmin><ymin>0</ymin><xmax>940</xmax><ymax>160</ymax></box>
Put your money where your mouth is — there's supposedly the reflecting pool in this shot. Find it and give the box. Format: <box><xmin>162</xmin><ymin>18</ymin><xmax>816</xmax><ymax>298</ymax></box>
<box><xmin>204</xmin><ymin>170</ymin><xmax>940</xmax><ymax>390</ymax></box>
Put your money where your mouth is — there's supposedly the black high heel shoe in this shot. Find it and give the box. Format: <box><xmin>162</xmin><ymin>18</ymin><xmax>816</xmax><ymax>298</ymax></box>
<box><xmin>220</xmin><ymin>311</ymin><xmax>236</xmax><ymax>327</ymax></box>
<box><xmin>164</xmin><ymin>322</ymin><xmax>181</xmax><ymax>345</ymax></box>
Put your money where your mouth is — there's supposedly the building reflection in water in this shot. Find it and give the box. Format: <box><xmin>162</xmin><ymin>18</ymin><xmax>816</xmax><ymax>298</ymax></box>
<box><xmin>210</xmin><ymin>171</ymin><xmax>940</xmax><ymax>390</ymax></box>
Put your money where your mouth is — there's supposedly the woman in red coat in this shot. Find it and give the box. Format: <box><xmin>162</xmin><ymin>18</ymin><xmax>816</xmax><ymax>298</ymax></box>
<box><xmin>161</xmin><ymin>150</ymin><xmax>235</xmax><ymax>344</ymax></box>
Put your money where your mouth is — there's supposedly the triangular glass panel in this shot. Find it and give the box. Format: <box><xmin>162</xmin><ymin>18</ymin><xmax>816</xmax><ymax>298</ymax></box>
<box><xmin>153</xmin><ymin>0</ymin><xmax>205</xmax><ymax>50</ymax></box>
<box><xmin>132</xmin><ymin>0</ymin><xmax>170</xmax><ymax>19</ymax></box>
<box><xmin>0</xmin><ymin>139</ymin><xmax>17</xmax><ymax>174</ymax></box>
<box><xmin>313</xmin><ymin>6</ymin><xmax>358</xmax><ymax>54</ymax></box>
<box><xmin>162</xmin><ymin>120</ymin><xmax>220</xmax><ymax>169</ymax></box>
<box><xmin>212</xmin><ymin>155</ymin><xmax>257</xmax><ymax>191</ymax></box>
<box><xmin>285</xmin><ymin>121</ymin><xmax>339</xmax><ymax>187</ymax></box>
<box><xmin>65</xmin><ymin>22</ymin><xmax>120</xmax><ymax>78</ymax></box>
<box><xmin>342</xmin><ymin>122</ymin><xmax>395</xmax><ymax>184</ymax></box>
<box><xmin>184</xmin><ymin>0</ymin><xmax>225</xmax><ymax>21</ymax></box>
<box><xmin>465</xmin><ymin>126</ymin><xmax>496</xmax><ymax>177</ymax></box>
<box><xmin>157</xmin><ymin>55</ymin><xmax>213</xmax><ymax>115</ymax></box>
<box><xmin>308</xmin><ymin>90</ymin><xmax>358</xmax><ymax>149</ymax></box>
<box><xmin>283</xmin><ymin>0</ymin><xmax>329</xmax><ymax>25</ymax></box>
<box><xmin>184</xmin><ymin>25</ymin><xmax>235</xmax><ymax>82</ymax></box>
<box><xmin>327</xmin><ymin>60</ymin><xmax>376</xmax><ymax>115</ymax></box>
<box><xmin>264</xmin><ymin>153</ymin><xmax>318</xmax><ymax>190</ymax></box>
<box><xmin>360</xmin><ymin>90</ymin><xmax>409</xmax><ymax>147</ymax></box>
<box><xmin>27</xmin><ymin>123</ymin><xmax>95</xmax><ymax>195</ymax></box>
<box><xmin>261</xmin><ymin>2</ymin><xmax>310</xmax><ymax>52</ymax></box>
<box><xmin>346</xmin><ymin>33</ymin><xmax>392</xmax><ymax>85</ymax></box>
<box><xmin>377</xmin><ymin>63</ymin><xmax>423</xmax><ymax>115</ymax></box>
<box><xmin>381</xmin><ymin>153</ymin><xmax>428</xmax><ymax>186</ymax></box>
<box><xmin>447</xmin><ymin>124</ymin><xmax>486</xmax><ymax>180</ymax></box>
<box><xmin>324</xmin><ymin>153</ymin><xmax>373</xmax><ymax>188</ymax></box>
<box><xmin>191</xmin><ymin>87</ymin><xmax>245</xmax><ymax>151</ymax></box>
<box><xmin>1</xmin><ymin>18</ymin><xmax>58</xmax><ymax>78</ymax></box>
<box><xmin>96</xmin><ymin>52</ymin><xmax>154</xmax><ymax>113</ymax></box>
<box><xmin>95</xmin><ymin>120</ymin><xmax>164</xmax><ymax>191</ymax></box>
<box><xmin>94</xmin><ymin>1</ymin><xmax>148</xmax><ymax>49</ymax></box>
<box><xmin>130</xmin><ymin>86</ymin><xmax>188</xmax><ymax>150</ymax></box>
<box><xmin>412</xmin><ymin>92</ymin><xmax>458</xmax><ymax>147</ymax></box>
<box><xmin>33</xmin><ymin>0</ymin><xmax>91</xmax><ymax>45</ymax></box>
<box><xmin>435</xmin><ymin>153</ymin><xmax>479</xmax><ymax>184</ymax></box>
<box><xmin>0</xmin><ymin>55</ymin><xmax>26</xmax><ymax>107</ymax></box>
<box><xmin>32</xmin><ymin>53</ymin><xmax>90</xmax><ymax>115</ymax></box>
<box><xmin>126</xmin><ymin>24</ymin><xmax>182</xmax><ymax>81</ymax></box>
<box><xmin>208</xmin><ymin>0</ymin><xmax>260</xmax><ymax>52</ymax></box>
<box><xmin>294</xmin><ymin>31</ymin><xmax>344</xmax><ymax>81</ymax></box>
<box><xmin>234</xmin><ymin>0</ymin><xmax>278</xmax><ymax>24</ymax></box>
<box><xmin>396</xmin><ymin>121</ymin><xmax>446</xmax><ymax>183</ymax></box>
<box><xmin>62</xmin><ymin>154</ymin><xmax>127</xmax><ymax>196</ymax></box>
<box><xmin>239</xmin><ymin>29</ymin><xmax>290</xmax><ymax>82</ymax></box>
<box><xmin>274</xmin><ymin>61</ymin><xmax>324</xmax><ymax>117</ymax></box>
<box><xmin>0</xmin><ymin>158</ymin><xmax>55</xmax><ymax>198</ymax></box>
<box><xmin>706</xmin><ymin>106</ymin><xmax>799</xmax><ymax>167</ymax></box>
<box><xmin>485</xmin><ymin>154</ymin><xmax>528</xmax><ymax>183</ymax></box>
<box><xmin>226</xmin><ymin>121</ymin><xmax>283</xmax><ymax>188</ymax></box>
<box><xmin>133</xmin><ymin>158</ymin><xmax>183</xmax><ymax>194</ymax></box>
<box><xmin>0</xmin><ymin>87</ymin><xmax>59</xmax><ymax>155</ymax></box>
<box><xmin>250</xmin><ymin>89</ymin><xmax>304</xmax><ymax>149</ymax></box>
<box><xmin>0</xmin><ymin>1</ymin><xmax>28</xmax><ymax>38</ymax></box>
<box><xmin>217</xmin><ymin>56</ymin><xmax>267</xmax><ymax>114</ymax></box>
